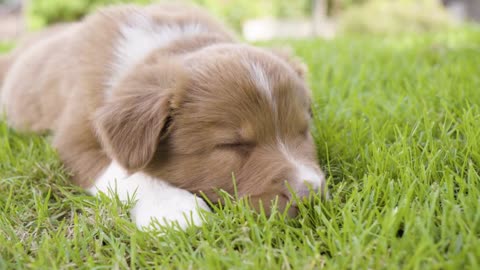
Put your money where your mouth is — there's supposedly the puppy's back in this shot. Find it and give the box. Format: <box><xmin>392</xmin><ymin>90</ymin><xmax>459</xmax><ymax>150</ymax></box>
<box><xmin>1</xmin><ymin>3</ymin><xmax>232</xmax><ymax>133</ymax></box>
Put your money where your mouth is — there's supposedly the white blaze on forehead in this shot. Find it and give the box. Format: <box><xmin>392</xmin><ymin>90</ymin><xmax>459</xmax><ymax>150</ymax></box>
<box><xmin>277</xmin><ymin>141</ymin><xmax>324</xmax><ymax>190</ymax></box>
<box><xmin>88</xmin><ymin>161</ymin><xmax>210</xmax><ymax>230</ymax></box>
<box><xmin>245</xmin><ymin>61</ymin><xmax>274</xmax><ymax>105</ymax></box>
<box><xmin>249</xmin><ymin>62</ymin><xmax>271</xmax><ymax>96</ymax></box>
<box><xmin>107</xmin><ymin>12</ymin><xmax>207</xmax><ymax>93</ymax></box>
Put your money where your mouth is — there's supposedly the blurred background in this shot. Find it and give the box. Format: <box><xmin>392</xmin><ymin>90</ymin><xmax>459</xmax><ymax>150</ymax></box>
<box><xmin>0</xmin><ymin>0</ymin><xmax>479</xmax><ymax>42</ymax></box>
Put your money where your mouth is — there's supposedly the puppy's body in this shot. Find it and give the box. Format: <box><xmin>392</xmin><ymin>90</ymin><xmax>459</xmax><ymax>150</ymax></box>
<box><xmin>2</xmin><ymin>5</ymin><xmax>233</xmax><ymax>187</ymax></box>
<box><xmin>0</xmin><ymin>4</ymin><xmax>325</xmax><ymax>229</ymax></box>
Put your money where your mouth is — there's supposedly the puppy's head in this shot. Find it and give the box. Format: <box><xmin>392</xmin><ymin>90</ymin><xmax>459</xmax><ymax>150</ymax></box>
<box><xmin>96</xmin><ymin>44</ymin><xmax>326</xmax><ymax>216</ymax></box>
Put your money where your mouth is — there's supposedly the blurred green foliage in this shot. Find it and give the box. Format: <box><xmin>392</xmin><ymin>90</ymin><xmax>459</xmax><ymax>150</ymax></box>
<box><xmin>27</xmin><ymin>0</ymin><xmax>455</xmax><ymax>34</ymax></box>
<box><xmin>339</xmin><ymin>0</ymin><xmax>454</xmax><ymax>35</ymax></box>
<box><xmin>27</xmin><ymin>0</ymin><xmax>313</xmax><ymax>31</ymax></box>
<box><xmin>27</xmin><ymin>0</ymin><xmax>151</xmax><ymax>29</ymax></box>
<box><xmin>0</xmin><ymin>42</ymin><xmax>15</xmax><ymax>53</ymax></box>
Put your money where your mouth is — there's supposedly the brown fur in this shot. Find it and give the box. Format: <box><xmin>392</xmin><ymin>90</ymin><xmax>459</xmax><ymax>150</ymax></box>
<box><xmin>0</xmin><ymin>55</ymin><xmax>11</xmax><ymax>86</ymax></box>
<box><xmin>0</xmin><ymin>4</ymin><xmax>325</xmax><ymax>215</ymax></box>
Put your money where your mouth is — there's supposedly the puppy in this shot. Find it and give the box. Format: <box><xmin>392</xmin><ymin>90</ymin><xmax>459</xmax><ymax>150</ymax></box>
<box><xmin>0</xmin><ymin>4</ymin><xmax>326</xmax><ymax>229</ymax></box>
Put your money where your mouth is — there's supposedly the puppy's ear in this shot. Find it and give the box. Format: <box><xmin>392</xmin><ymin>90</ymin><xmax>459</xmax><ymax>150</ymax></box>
<box><xmin>270</xmin><ymin>47</ymin><xmax>308</xmax><ymax>79</ymax></box>
<box><xmin>95</xmin><ymin>63</ymin><xmax>182</xmax><ymax>171</ymax></box>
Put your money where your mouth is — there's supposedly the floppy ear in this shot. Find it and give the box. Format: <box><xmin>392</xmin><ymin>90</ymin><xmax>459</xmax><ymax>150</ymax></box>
<box><xmin>94</xmin><ymin>63</ymin><xmax>181</xmax><ymax>171</ymax></box>
<box><xmin>269</xmin><ymin>47</ymin><xmax>308</xmax><ymax>79</ymax></box>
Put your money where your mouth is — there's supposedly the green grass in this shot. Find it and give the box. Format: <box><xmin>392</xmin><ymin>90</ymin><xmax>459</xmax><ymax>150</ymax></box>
<box><xmin>1</xmin><ymin>28</ymin><xmax>480</xmax><ymax>269</ymax></box>
<box><xmin>0</xmin><ymin>43</ymin><xmax>14</xmax><ymax>54</ymax></box>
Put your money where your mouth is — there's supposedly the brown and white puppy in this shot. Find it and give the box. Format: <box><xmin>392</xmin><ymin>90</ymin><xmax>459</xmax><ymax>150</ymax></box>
<box><xmin>0</xmin><ymin>4</ymin><xmax>326</xmax><ymax>229</ymax></box>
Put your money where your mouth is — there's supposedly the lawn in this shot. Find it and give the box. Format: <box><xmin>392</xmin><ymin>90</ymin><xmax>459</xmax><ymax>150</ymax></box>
<box><xmin>1</xmin><ymin>28</ymin><xmax>480</xmax><ymax>269</ymax></box>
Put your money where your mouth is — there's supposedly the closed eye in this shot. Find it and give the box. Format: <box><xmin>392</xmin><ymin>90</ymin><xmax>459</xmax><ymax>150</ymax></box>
<box><xmin>216</xmin><ymin>141</ymin><xmax>256</xmax><ymax>151</ymax></box>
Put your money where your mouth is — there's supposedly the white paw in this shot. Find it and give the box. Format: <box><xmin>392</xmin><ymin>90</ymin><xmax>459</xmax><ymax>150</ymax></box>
<box><xmin>131</xmin><ymin>190</ymin><xmax>211</xmax><ymax>230</ymax></box>
<box><xmin>89</xmin><ymin>161</ymin><xmax>211</xmax><ymax>231</ymax></box>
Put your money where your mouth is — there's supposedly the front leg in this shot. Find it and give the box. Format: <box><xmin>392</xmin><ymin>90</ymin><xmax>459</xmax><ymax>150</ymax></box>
<box><xmin>88</xmin><ymin>161</ymin><xmax>211</xmax><ymax>230</ymax></box>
